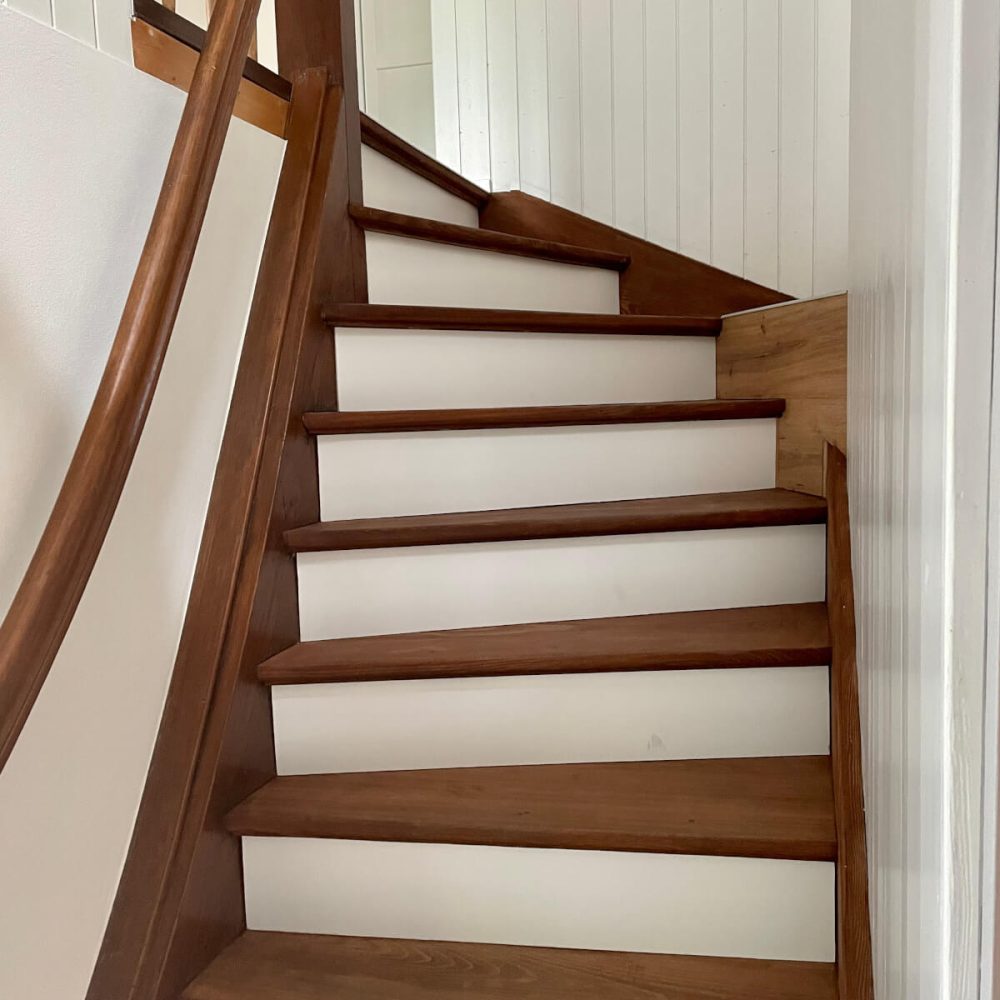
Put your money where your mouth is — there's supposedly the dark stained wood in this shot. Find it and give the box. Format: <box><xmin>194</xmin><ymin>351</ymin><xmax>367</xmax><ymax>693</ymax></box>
<box><xmin>361</xmin><ymin>113</ymin><xmax>490</xmax><ymax>208</ymax></box>
<box><xmin>86</xmin><ymin>69</ymin><xmax>334</xmax><ymax>1000</ymax></box>
<box><xmin>227</xmin><ymin>757</ymin><xmax>836</xmax><ymax>862</ymax></box>
<box><xmin>284</xmin><ymin>489</ymin><xmax>828</xmax><ymax>552</ymax></box>
<box><xmin>350</xmin><ymin>204</ymin><xmax>631</xmax><ymax>270</ymax></box>
<box><xmin>183</xmin><ymin>931</ymin><xmax>837</xmax><ymax>1000</ymax></box>
<box><xmin>825</xmin><ymin>445</ymin><xmax>875</xmax><ymax>1000</ymax></box>
<box><xmin>0</xmin><ymin>0</ymin><xmax>263</xmax><ymax>776</ymax></box>
<box><xmin>480</xmin><ymin>191</ymin><xmax>792</xmax><ymax>317</ymax></box>
<box><xmin>322</xmin><ymin>302</ymin><xmax>721</xmax><ymax>335</ymax></box>
<box><xmin>304</xmin><ymin>398</ymin><xmax>785</xmax><ymax>434</ymax></box>
<box><xmin>133</xmin><ymin>0</ymin><xmax>290</xmax><ymax>99</ymax></box>
<box><xmin>259</xmin><ymin>602</ymin><xmax>831</xmax><ymax>685</ymax></box>
<box><xmin>275</xmin><ymin>0</ymin><xmax>367</xmax><ymax>302</ymax></box>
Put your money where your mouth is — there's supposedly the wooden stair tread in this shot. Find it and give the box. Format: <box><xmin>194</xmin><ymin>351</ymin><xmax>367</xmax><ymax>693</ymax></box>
<box><xmin>351</xmin><ymin>204</ymin><xmax>631</xmax><ymax>271</ymax></box>
<box><xmin>226</xmin><ymin>756</ymin><xmax>836</xmax><ymax>861</ymax></box>
<box><xmin>183</xmin><ymin>931</ymin><xmax>837</xmax><ymax>1000</ymax></box>
<box><xmin>303</xmin><ymin>398</ymin><xmax>785</xmax><ymax>434</ymax></box>
<box><xmin>284</xmin><ymin>489</ymin><xmax>827</xmax><ymax>552</ymax></box>
<box><xmin>361</xmin><ymin>113</ymin><xmax>491</xmax><ymax>208</ymax></box>
<box><xmin>259</xmin><ymin>603</ymin><xmax>830</xmax><ymax>685</ymax></box>
<box><xmin>322</xmin><ymin>302</ymin><xmax>722</xmax><ymax>336</ymax></box>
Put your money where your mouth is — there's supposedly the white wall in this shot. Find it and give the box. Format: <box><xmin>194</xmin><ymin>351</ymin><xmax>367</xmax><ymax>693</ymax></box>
<box><xmin>358</xmin><ymin>0</ymin><xmax>436</xmax><ymax>154</ymax></box>
<box><xmin>431</xmin><ymin>0</ymin><xmax>850</xmax><ymax>299</ymax></box>
<box><xmin>848</xmin><ymin>0</ymin><xmax>1000</xmax><ymax>996</ymax></box>
<box><xmin>0</xmin><ymin>10</ymin><xmax>283</xmax><ymax>999</ymax></box>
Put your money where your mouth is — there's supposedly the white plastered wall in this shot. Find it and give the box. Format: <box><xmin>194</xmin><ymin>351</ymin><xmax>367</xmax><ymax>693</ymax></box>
<box><xmin>0</xmin><ymin>10</ymin><xmax>284</xmax><ymax>999</ymax></box>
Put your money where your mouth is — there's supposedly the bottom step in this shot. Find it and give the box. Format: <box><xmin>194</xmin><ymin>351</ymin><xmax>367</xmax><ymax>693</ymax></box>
<box><xmin>184</xmin><ymin>931</ymin><xmax>837</xmax><ymax>1000</ymax></box>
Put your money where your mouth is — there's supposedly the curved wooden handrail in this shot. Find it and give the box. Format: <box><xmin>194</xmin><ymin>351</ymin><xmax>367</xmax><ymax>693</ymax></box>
<box><xmin>0</xmin><ymin>0</ymin><xmax>263</xmax><ymax>772</ymax></box>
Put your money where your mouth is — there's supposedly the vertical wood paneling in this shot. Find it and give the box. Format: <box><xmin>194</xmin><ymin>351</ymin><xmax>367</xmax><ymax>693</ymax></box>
<box><xmin>814</xmin><ymin>0</ymin><xmax>850</xmax><ymax>292</ymax></box>
<box><xmin>710</xmin><ymin>0</ymin><xmax>745</xmax><ymax>276</ymax></box>
<box><xmin>514</xmin><ymin>0</ymin><xmax>550</xmax><ymax>198</ymax></box>
<box><xmin>744</xmin><ymin>0</ymin><xmax>780</xmax><ymax>288</ymax></box>
<box><xmin>677</xmin><ymin>0</ymin><xmax>711</xmax><ymax>262</ymax></box>
<box><xmin>354</xmin><ymin>0</ymin><xmax>366</xmax><ymax>110</ymax></box>
<box><xmin>644</xmin><ymin>0</ymin><xmax>678</xmax><ymax>247</ymax></box>
<box><xmin>93</xmin><ymin>0</ymin><xmax>133</xmax><ymax>61</ymax></box>
<box><xmin>434</xmin><ymin>0</ymin><xmax>849</xmax><ymax>296</ymax></box>
<box><xmin>52</xmin><ymin>0</ymin><xmax>95</xmax><ymax>44</ymax></box>
<box><xmin>8</xmin><ymin>0</ymin><xmax>55</xmax><ymax>27</ymax></box>
<box><xmin>455</xmin><ymin>0</ymin><xmax>491</xmax><ymax>187</ymax></box>
<box><xmin>546</xmin><ymin>0</ymin><xmax>582</xmax><ymax>211</ymax></box>
<box><xmin>579</xmin><ymin>0</ymin><xmax>614</xmax><ymax>225</ymax></box>
<box><xmin>431</xmin><ymin>0</ymin><xmax>462</xmax><ymax>171</ymax></box>
<box><xmin>486</xmin><ymin>0</ymin><xmax>520</xmax><ymax>191</ymax></box>
<box><xmin>611</xmin><ymin>0</ymin><xmax>645</xmax><ymax>236</ymax></box>
<box><xmin>359</xmin><ymin>0</ymin><xmax>380</xmax><ymax>115</ymax></box>
<box><xmin>778</xmin><ymin>0</ymin><xmax>816</xmax><ymax>297</ymax></box>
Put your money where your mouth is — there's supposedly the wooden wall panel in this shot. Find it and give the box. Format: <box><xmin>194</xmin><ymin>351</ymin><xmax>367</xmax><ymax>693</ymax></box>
<box><xmin>429</xmin><ymin>0</ymin><xmax>850</xmax><ymax>297</ymax></box>
<box><xmin>485</xmin><ymin>0</ymin><xmax>520</xmax><ymax>192</ymax></box>
<box><xmin>546</xmin><ymin>0</ymin><xmax>582</xmax><ymax>213</ymax></box>
<box><xmin>744</xmin><ymin>0</ymin><xmax>781</xmax><ymax>289</ymax></box>
<box><xmin>611</xmin><ymin>0</ymin><xmax>646</xmax><ymax>236</ymax></box>
<box><xmin>643</xmin><ymin>0</ymin><xmax>678</xmax><ymax>248</ymax></box>
<box><xmin>578</xmin><ymin>0</ymin><xmax>614</xmax><ymax>226</ymax></box>
<box><xmin>717</xmin><ymin>293</ymin><xmax>847</xmax><ymax>497</ymax></box>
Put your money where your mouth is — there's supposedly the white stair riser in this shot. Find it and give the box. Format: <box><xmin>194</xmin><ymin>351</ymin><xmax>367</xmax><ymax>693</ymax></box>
<box><xmin>242</xmin><ymin>837</ymin><xmax>836</xmax><ymax>962</ymax></box>
<box><xmin>335</xmin><ymin>328</ymin><xmax>716</xmax><ymax>409</ymax></box>
<box><xmin>296</xmin><ymin>524</ymin><xmax>826</xmax><ymax>640</ymax></box>
<box><xmin>318</xmin><ymin>419</ymin><xmax>777</xmax><ymax>520</ymax></box>
<box><xmin>273</xmin><ymin>665</ymin><xmax>831</xmax><ymax>774</ymax></box>
<box><xmin>361</xmin><ymin>145</ymin><xmax>480</xmax><ymax>227</ymax></box>
<box><xmin>365</xmin><ymin>232</ymin><xmax>620</xmax><ymax>313</ymax></box>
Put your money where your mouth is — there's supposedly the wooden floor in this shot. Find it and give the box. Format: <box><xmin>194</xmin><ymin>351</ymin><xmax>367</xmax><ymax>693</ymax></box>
<box><xmin>183</xmin><ymin>931</ymin><xmax>838</xmax><ymax>1000</ymax></box>
<box><xmin>226</xmin><ymin>756</ymin><xmax>835</xmax><ymax>861</ymax></box>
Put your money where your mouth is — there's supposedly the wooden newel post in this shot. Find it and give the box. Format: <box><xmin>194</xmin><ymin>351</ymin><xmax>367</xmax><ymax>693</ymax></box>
<box><xmin>275</xmin><ymin>0</ymin><xmax>367</xmax><ymax>303</ymax></box>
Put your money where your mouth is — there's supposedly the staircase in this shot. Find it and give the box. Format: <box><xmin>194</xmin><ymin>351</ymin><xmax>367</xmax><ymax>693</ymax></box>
<box><xmin>174</xmin><ymin>125</ymin><xmax>844</xmax><ymax>999</ymax></box>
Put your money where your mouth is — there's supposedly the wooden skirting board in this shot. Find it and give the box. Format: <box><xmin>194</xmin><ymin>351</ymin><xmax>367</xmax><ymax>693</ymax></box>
<box><xmin>131</xmin><ymin>19</ymin><xmax>289</xmax><ymax>138</ymax></box>
<box><xmin>718</xmin><ymin>294</ymin><xmax>847</xmax><ymax>497</ymax></box>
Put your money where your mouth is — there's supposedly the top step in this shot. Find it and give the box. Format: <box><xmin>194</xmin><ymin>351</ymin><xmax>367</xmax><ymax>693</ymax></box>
<box><xmin>351</xmin><ymin>205</ymin><xmax>631</xmax><ymax>271</ymax></box>
<box><xmin>361</xmin><ymin>113</ymin><xmax>490</xmax><ymax>209</ymax></box>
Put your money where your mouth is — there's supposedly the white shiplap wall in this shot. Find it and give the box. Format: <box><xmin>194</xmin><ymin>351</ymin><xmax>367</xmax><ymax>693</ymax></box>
<box><xmin>849</xmin><ymin>0</ymin><xmax>1000</xmax><ymax>995</ymax></box>
<box><xmin>4</xmin><ymin>0</ymin><xmax>132</xmax><ymax>59</ymax></box>
<box><xmin>431</xmin><ymin>0</ymin><xmax>850</xmax><ymax>298</ymax></box>
<box><xmin>3</xmin><ymin>0</ymin><xmax>280</xmax><ymax>71</ymax></box>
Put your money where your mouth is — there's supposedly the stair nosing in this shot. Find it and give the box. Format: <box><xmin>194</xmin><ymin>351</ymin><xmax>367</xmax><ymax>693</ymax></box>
<box><xmin>302</xmin><ymin>398</ymin><xmax>786</xmax><ymax>435</ymax></box>
<box><xmin>258</xmin><ymin>603</ymin><xmax>832</xmax><ymax>686</ymax></box>
<box><xmin>351</xmin><ymin>204</ymin><xmax>632</xmax><ymax>271</ymax></box>
<box><xmin>284</xmin><ymin>489</ymin><xmax>827</xmax><ymax>552</ymax></box>
<box><xmin>321</xmin><ymin>303</ymin><xmax>723</xmax><ymax>336</ymax></box>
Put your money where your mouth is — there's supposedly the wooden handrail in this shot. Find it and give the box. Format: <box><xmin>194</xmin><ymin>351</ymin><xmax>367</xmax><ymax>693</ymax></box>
<box><xmin>0</xmin><ymin>0</ymin><xmax>263</xmax><ymax>772</ymax></box>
